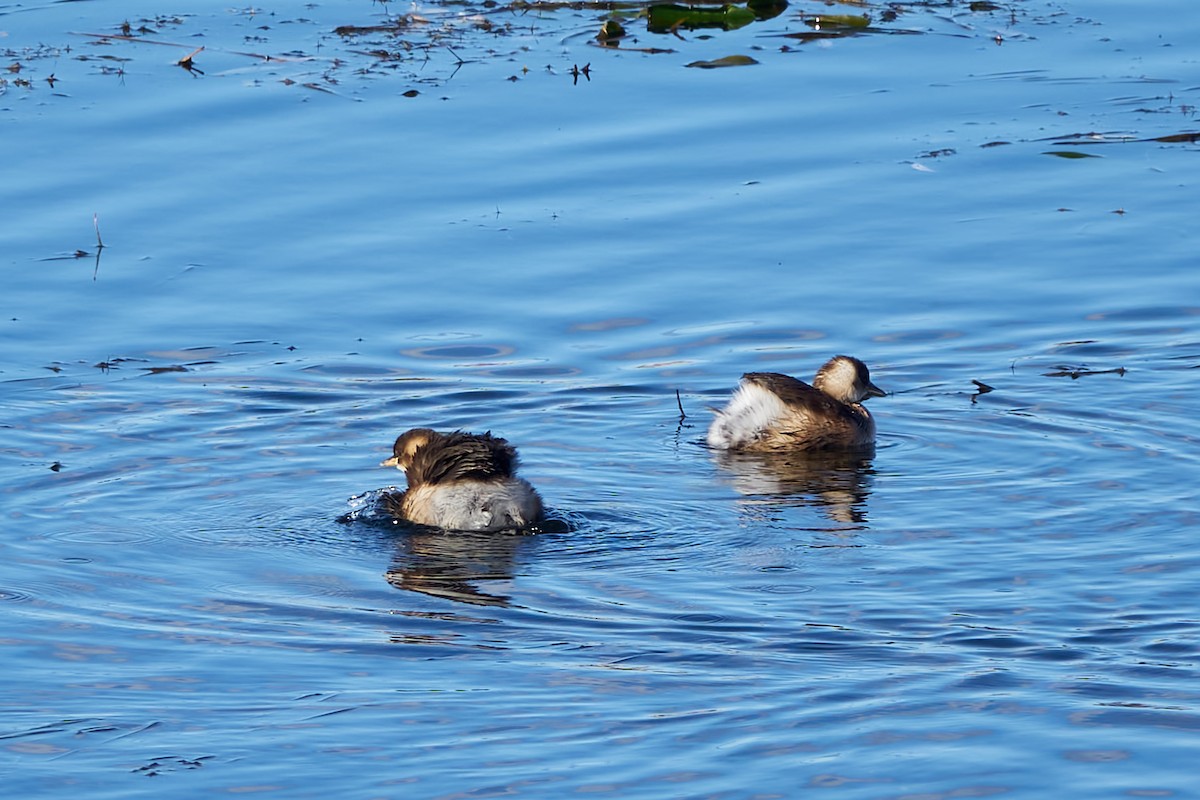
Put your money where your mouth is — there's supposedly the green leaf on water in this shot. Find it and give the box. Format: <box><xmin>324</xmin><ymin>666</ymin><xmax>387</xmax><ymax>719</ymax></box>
<box><xmin>1043</xmin><ymin>151</ymin><xmax>1101</xmax><ymax>159</ymax></box>
<box><xmin>598</xmin><ymin>19</ymin><xmax>626</xmax><ymax>41</ymax></box>
<box><xmin>803</xmin><ymin>13</ymin><xmax>870</xmax><ymax>29</ymax></box>
<box><xmin>685</xmin><ymin>54</ymin><xmax>760</xmax><ymax>69</ymax></box>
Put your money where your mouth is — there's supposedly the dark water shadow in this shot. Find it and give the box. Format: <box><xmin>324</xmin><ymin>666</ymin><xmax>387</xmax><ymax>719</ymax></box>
<box><xmin>711</xmin><ymin>448</ymin><xmax>876</xmax><ymax>525</ymax></box>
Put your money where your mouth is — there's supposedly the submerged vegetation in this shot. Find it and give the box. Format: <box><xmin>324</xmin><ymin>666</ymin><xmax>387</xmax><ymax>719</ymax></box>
<box><xmin>2</xmin><ymin>1</ymin><xmax>1196</xmax><ymax>147</ymax></box>
<box><xmin>0</xmin><ymin>1</ymin><xmax>1048</xmax><ymax>96</ymax></box>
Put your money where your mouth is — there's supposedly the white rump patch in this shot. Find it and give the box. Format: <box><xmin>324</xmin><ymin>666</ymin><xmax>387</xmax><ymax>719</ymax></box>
<box><xmin>706</xmin><ymin>381</ymin><xmax>787</xmax><ymax>450</ymax></box>
<box><xmin>416</xmin><ymin>479</ymin><xmax>541</xmax><ymax>532</ymax></box>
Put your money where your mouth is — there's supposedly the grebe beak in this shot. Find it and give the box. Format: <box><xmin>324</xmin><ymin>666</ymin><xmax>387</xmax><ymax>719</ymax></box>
<box><xmin>380</xmin><ymin>456</ymin><xmax>402</xmax><ymax>469</ymax></box>
<box><xmin>866</xmin><ymin>381</ymin><xmax>886</xmax><ymax>399</ymax></box>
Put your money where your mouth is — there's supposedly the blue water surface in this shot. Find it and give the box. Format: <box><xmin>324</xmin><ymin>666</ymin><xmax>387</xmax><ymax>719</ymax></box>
<box><xmin>2</xmin><ymin>0</ymin><xmax>1199</xmax><ymax>797</ymax></box>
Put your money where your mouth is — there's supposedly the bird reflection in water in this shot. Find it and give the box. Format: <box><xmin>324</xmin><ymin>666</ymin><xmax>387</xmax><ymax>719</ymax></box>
<box><xmin>712</xmin><ymin>449</ymin><xmax>876</xmax><ymax>525</ymax></box>
<box><xmin>384</xmin><ymin>527</ymin><xmax>533</xmax><ymax>607</ymax></box>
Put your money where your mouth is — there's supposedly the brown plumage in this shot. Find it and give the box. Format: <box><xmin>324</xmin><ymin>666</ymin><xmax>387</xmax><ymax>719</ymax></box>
<box><xmin>707</xmin><ymin>356</ymin><xmax>885</xmax><ymax>452</ymax></box>
<box><xmin>379</xmin><ymin>429</ymin><xmax>543</xmax><ymax>532</ymax></box>
<box><xmin>383</xmin><ymin>429</ymin><xmax>519</xmax><ymax>485</ymax></box>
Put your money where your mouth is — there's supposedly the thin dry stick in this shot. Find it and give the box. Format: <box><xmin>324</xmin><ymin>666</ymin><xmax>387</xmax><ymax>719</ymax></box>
<box><xmin>72</xmin><ymin>31</ymin><xmax>192</xmax><ymax>47</ymax></box>
<box><xmin>675</xmin><ymin>389</ymin><xmax>686</xmax><ymax>422</ymax></box>
<box><xmin>92</xmin><ymin>213</ymin><xmax>105</xmax><ymax>281</ymax></box>
<box><xmin>178</xmin><ymin>46</ymin><xmax>205</xmax><ymax>73</ymax></box>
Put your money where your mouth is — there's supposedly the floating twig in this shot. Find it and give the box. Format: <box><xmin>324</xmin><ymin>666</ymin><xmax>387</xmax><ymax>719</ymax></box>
<box><xmin>40</xmin><ymin>215</ymin><xmax>107</xmax><ymax>276</ymax></box>
<box><xmin>970</xmin><ymin>378</ymin><xmax>993</xmax><ymax>404</ymax></box>
<box><xmin>73</xmin><ymin>31</ymin><xmax>191</xmax><ymax>48</ymax></box>
<box><xmin>675</xmin><ymin>389</ymin><xmax>687</xmax><ymax>422</ymax></box>
<box><xmin>178</xmin><ymin>46</ymin><xmax>205</xmax><ymax>75</ymax></box>
<box><xmin>91</xmin><ymin>213</ymin><xmax>105</xmax><ymax>280</ymax></box>
<box><xmin>1043</xmin><ymin>366</ymin><xmax>1127</xmax><ymax>379</ymax></box>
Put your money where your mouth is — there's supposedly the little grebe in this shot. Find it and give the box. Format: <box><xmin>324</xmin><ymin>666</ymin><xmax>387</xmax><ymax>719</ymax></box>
<box><xmin>707</xmin><ymin>355</ymin><xmax>885</xmax><ymax>452</ymax></box>
<box><xmin>380</xmin><ymin>428</ymin><xmax>543</xmax><ymax>532</ymax></box>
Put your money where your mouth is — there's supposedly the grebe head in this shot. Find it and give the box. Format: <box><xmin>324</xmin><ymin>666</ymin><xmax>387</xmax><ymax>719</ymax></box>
<box><xmin>812</xmin><ymin>356</ymin><xmax>886</xmax><ymax>405</ymax></box>
<box><xmin>380</xmin><ymin>428</ymin><xmax>439</xmax><ymax>472</ymax></box>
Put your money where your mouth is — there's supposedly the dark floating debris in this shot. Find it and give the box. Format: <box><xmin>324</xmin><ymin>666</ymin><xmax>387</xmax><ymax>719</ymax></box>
<box><xmin>41</xmin><ymin>213</ymin><xmax>105</xmax><ymax>278</ymax></box>
<box><xmin>803</xmin><ymin>13</ymin><xmax>870</xmax><ymax>30</ymax></box>
<box><xmin>1153</xmin><ymin>132</ymin><xmax>1200</xmax><ymax>144</ymax></box>
<box><xmin>334</xmin><ymin>19</ymin><xmax>415</xmax><ymax>37</ymax></box>
<box><xmin>1043</xmin><ymin>366</ymin><xmax>1127</xmax><ymax>379</ymax></box>
<box><xmin>597</xmin><ymin>19</ymin><xmax>625</xmax><ymax>44</ymax></box>
<box><xmin>1045</xmin><ymin>131</ymin><xmax>1200</xmax><ymax>149</ymax></box>
<box><xmin>132</xmin><ymin>755</ymin><xmax>212</xmax><ymax>776</ymax></box>
<box><xmin>685</xmin><ymin>55</ymin><xmax>759</xmax><ymax>69</ymax></box>
<box><xmin>970</xmin><ymin>379</ymin><xmax>993</xmax><ymax>404</ymax></box>
<box><xmin>178</xmin><ymin>46</ymin><xmax>205</xmax><ymax>75</ymax></box>
<box><xmin>2</xmin><ymin>0</ymin><xmax>1046</xmax><ymax>99</ymax></box>
<box><xmin>92</xmin><ymin>356</ymin><xmax>148</xmax><ymax>373</ymax></box>
<box><xmin>50</xmin><ymin>461</ymin><xmax>63</xmax><ymax>472</ymax></box>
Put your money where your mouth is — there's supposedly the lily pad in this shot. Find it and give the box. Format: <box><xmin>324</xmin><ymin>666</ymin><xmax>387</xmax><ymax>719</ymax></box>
<box><xmin>685</xmin><ymin>54</ymin><xmax>759</xmax><ymax>69</ymax></box>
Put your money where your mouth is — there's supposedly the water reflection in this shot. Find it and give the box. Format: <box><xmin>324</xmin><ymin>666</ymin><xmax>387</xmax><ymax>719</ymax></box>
<box><xmin>712</xmin><ymin>449</ymin><xmax>876</xmax><ymax>524</ymax></box>
<box><xmin>385</xmin><ymin>528</ymin><xmax>531</xmax><ymax>607</ymax></box>
<box><xmin>644</xmin><ymin>1</ymin><xmax>789</xmax><ymax>34</ymax></box>
<box><xmin>343</xmin><ymin>489</ymin><xmax>570</xmax><ymax>607</ymax></box>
